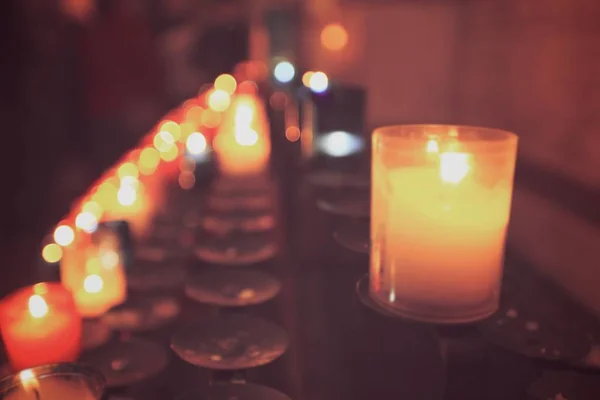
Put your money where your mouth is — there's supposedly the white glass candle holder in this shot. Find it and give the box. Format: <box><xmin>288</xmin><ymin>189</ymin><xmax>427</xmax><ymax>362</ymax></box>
<box><xmin>370</xmin><ymin>125</ymin><xmax>518</xmax><ymax>323</ymax></box>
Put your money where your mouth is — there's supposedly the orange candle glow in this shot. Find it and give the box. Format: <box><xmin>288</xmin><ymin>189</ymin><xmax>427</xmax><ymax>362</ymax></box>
<box><xmin>0</xmin><ymin>283</ymin><xmax>82</xmax><ymax>371</ymax></box>
<box><xmin>214</xmin><ymin>93</ymin><xmax>271</xmax><ymax>176</ymax></box>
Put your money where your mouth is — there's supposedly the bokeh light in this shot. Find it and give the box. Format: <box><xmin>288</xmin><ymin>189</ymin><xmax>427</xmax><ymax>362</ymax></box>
<box><xmin>153</xmin><ymin>131</ymin><xmax>175</xmax><ymax>153</ymax></box>
<box><xmin>237</xmin><ymin>80</ymin><xmax>258</xmax><ymax>95</ymax></box>
<box><xmin>117</xmin><ymin>185</ymin><xmax>137</xmax><ymax>206</ymax></box>
<box><xmin>185</xmin><ymin>105</ymin><xmax>204</xmax><ymax>126</ymax></box>
<box><xmin>214</xmin><ymin>74</ymin><xmax>237</xmax><ymax>95</ymax></box>
<box><xmin>208</xmin><ymin>89</ymin><xmax>231</xmax><ymax>112</ymax></box>
<box><xmin>309</xmin><ymin>71</ymin><xmax>329</xmax><ymax>93</ymax></box>
<box><xmin>139</xmin><ymin>147</ymin><xmax>160</xmax><ymax>175</ymax></box>
<box><xmin>186</xmin><ymin>132</ymin><xmax>207</xmax><ymax>155</ymax></box>
<box><xmin>117</xmin><ymin>162</ymin><xmax>139</xmax><ymax>180</ymax></box>
<box><xmin>75</xmin><ymin>211</ymin><xmax>98</xmax><ymax>233</ymax></box>
<box><xmin>178</xmin><ymin>172</ymin><xmax>196</xmax><ymax>190</ymax></box>
<box><xmin>159</xmin><ymin>145</ymin><xmax>179</xmax><ymax>162</ymax></box>
<box><xmin>54</xmin><ymin>225</ymin><xmax>75</xmax><ymax>246</ymax></box>
<box><xmin>302</xmin><ymin>71</ymin><xmax>314</xmax><ymax>87</ymax></box>
<box><xmin>273</xmin><ymin>61</ymin><xmax>295</xmax><ymax>83</ymax></box>
<box><xmin>42</xmin><ymin>243</ymin><xmax>63</xmax><ymax>263</ymax></box>
<box><xmin>285</xmin><ymin>126</ymin><xmax>301</xmax><ymax>142</ymax></box>
<box><xmin>201</xmin><ymin>109</ymin><xmax>222</xmax><ymax>128</ymax></box>
<box><xmin>269</xmin><ymin>92</ymin><xmax>288</xmax><ymax>111</ymax></box>
<box><xmin>320</xmin><ymin>23</ymin><xmax>349</xmax><ymax>51</ymax></box>
<box><xmin>159</xmin><ymin>120</ymin><xmax>182</xmax><ymax>141</ymax></box>
<box><xmin>84</xmin><ymin>274</ymin><xmax>103</xmax><ymax>294</ymax></box>
<box><xmin>319</xmin><ymin>130</ymin><xmax>365</xmax><ymax>157</ymax></box>
<box><xmin>234</xmin><ymin>128</ymin><xmax>259</xmax><ymax>146</ymax></box>
<box><xmin>82</xmin><ymin>201</ymin><xmax>102</xmax><ymax>219</ymax></box>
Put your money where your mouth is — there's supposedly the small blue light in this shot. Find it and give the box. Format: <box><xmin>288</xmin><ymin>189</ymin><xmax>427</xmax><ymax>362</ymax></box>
<box><xmin>273</xmin><ymin>61</ymin><xmax>295</xmax><ymax>83</ymax></box>
<box><xmin>319</xmin><ymin>130</ymin><xmax>365</xmax><ymax>157</ymax></box>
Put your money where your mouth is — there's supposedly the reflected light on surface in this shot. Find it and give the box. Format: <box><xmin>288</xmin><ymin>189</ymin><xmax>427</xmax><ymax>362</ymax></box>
<box><xmin>28</xmin><ymin>295</ymin><xmax>48</xmax><ymax>318</ymax></box>
<box><xmin>53</xmin><ymin>225</ymin><xmax>74</xmax><ymax>246</ymax></box>
<box><xmin>440</xmin><ymin>152</ymin><xmax>470</xmax><ymax>184</ymax></box>
<box><xmin>75</xmin><ymin>212</ymin><xmax>98</xmax><ymax>233</ymax></box>
<box><xmin>309</xmin><ymin>71</ymin><xmax>329</xmax><ymax>93</ymax></box>
<box><xmin>42</xmin><ymin>243</ymin><xmax>63</xmax><ymax>263</ymax></box>
<box><xmin>319</xmin><ymin>130</ymin><xmax>365</xmax><ymax>157</ymax></box>
<box><xmin>139</xmin><ymin>147</ymin><xmax>160</xmax><ymax>175</ymax></box>
<box><xmin>208</xmin><ymin>89</ymin><xmax>231</xmax><ymax>112</ymax></box>
<box><xmin>117</xmin><ymin>185</ymin><xmax>137</xmax><ymax>206</ymax></box>
<box><xmin>84</xmin><ymin>274</ymin><xmax>103</xmax><ymax>294</ymax></box>
<box><xmin>186</xmin><ymin>132</ymin><xmax>207</xmax><ymax>155</ymax></box>
<box><xmin>159</xmin><ymin>120</ymin><xmax>182</xmax><ymax>141</ymax></box>
<box><xmin>214</xmin><ymin>74</ymin><xmax>237</xmax><ymax>95</ymax></box>
<box><xmin>321</xmin><ymin>23</ymin><xmax>348</xmax><ymax>51</ymax></box>
<box><xmin>234</xmin><ymin>128</ymin><xmax>259</xmax><ymax>146</ymax></box>
<box><xmin>201</xmin><ymin>109</ymin><xmax>222</xmax><ymax>128</ymax></box>
<box><xmin>117</xmin><ymin>162</ymin><xmax>139</xmax><ymax>179</ymax></box>
<box><xmin>273</xmin><ymin>61</ymin><xmax>295</xmax><ymax>83</ymax></box>
<box><xmin>285</xmin><ymin>126</ymin><xmax>301</xmax><ymax>142</ymax></box>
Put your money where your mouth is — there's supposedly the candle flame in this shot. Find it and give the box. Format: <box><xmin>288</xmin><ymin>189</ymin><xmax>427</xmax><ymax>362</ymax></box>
<box><xmin>235</xmin><ymin>104</ymin><xmax>254</xmax><ymax>126</ymax></box>
<box><xmin>19</xmin><ymin>369</ymin><xmax>39</xmax><ymax>392</ymax></box>
<box><xmin>28</xmin><ymin>295</ymin><xmax>48</xmax><ymax>318</ymax></box>
<box><xmin>426</xmin><ymin>139</ymin><xmax>439</xmax><ymax>153</ymax></box>
<box><xmin>440</xmin><ymin>152</ymin><xmax>470</xmax><ymax>184</ymax></box>
<box><xmin>84</xmin><ymin>274</ymin><xmax>104</xmax><ymax>294</ymax></box>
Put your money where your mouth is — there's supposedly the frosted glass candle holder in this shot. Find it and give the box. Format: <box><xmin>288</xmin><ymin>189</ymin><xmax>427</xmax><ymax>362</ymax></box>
<box><xmin>369</xmin><ymin>125</ymin><xmax>518</xmax><ymax>323</ymax></box>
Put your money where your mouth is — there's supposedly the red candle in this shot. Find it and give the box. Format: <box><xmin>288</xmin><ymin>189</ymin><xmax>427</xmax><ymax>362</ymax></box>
<box><xmin>0</xmin><ymin>282</ymin><xmax>82</xmax><ymax>371</ymax></box>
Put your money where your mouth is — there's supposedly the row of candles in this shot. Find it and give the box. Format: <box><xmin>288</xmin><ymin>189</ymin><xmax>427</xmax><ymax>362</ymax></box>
<box><xmin>0</xmin><ymin>65</ymin><xmax>273</xmax><ymax>383</ymax></box>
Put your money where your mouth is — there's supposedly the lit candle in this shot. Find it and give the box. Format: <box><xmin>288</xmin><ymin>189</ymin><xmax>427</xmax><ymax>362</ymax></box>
<box><xmin>370</xmin><ymin>125</ymin><xmax>518</xmax><ymax>323</ymax></box>
<box><xmin>214</xmin><ymin>94</ymin><xmax>271</xmax><ymax>176</ymax></box>
<box><xmin>61</xmin><ymin>233</ymin><xmax>126</xmax><ymax>318</ymax></box>
<box><xmin>0</xmin><ymin>283</ymin><xmax>82</xmax><ymax>371</ymax></box>
<box><xmin>3</xmin><ymin>367</ymin><xmax>100</xmax><ymax>400</ymax></box>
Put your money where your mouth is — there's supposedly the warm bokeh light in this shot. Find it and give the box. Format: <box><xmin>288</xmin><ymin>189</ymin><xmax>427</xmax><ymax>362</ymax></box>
<box><xmin>93</xmin><ymin>180</ymin><xmax>118</xmax><ymax>205</ymax></box>
<box><xmin>440</xmin><ymin>152</ymin><xmax>470</xmax><ymax>184</ymax></box>
<box><xmin>160</xmin><ymin>144</ymin><xmax>179</xmax><ymax>162</ymax></box>
<box><xmin>83</xmin><ymin>274</ymin><xmax>103</xmax><ymax>294</ymax></box>
<box><xmin>319</xmin><ymin>130</ymin><xmax>365</xmax><ymax>157</ymax></box>
<box><xmin>99</xmin><ymin>250</ymin><xmax>119</xmax><ymax>270</ymax></box>
<box><xmin>139</xmin><ymin>147</ymin><xmax>160</xmax><ymax>175</ymax></box>
<box><xmin>234</xmin><ymin>128</ymin><xmax>259</xmax><ymax>146</ymax></box>
<box><xmin>153</xmin><ymin>131</ymin><xmax>175</xmax><ymax>153</ymax></box>
<box><xmin>178</xmin><ymin>172</ymin><xmax>195</xmax><ymax>190</ymax></box>
<box><xmin>180</xmin><ymin>122</ymin><xmax>195</xmax><ymax>142</ymax></box>
<box><xmin>185</xmin><ymin>105</ymin><xmax>204</xmax><ymax>126</ymax></box>
<box><xmin>235</xmin><ymin>104</ymin><xmax>254</xmax><ymax>126</ymax></box>
<box><xmin>320</xmin><ymin>23</ymin><xmax>349</xmax><ymax>51</ymax></box>
<box><xmin>214</xmin><ymin>74</ymin><xmax>237</xmax><ymax>95</ymax></box>
<box><xmin>117</xmin><ymin>185</ymin><xmax>137</xmax><ymax>206</ymax></box>
<box><xmin>302</xmin><ymin>71</ymin><xmax>314</xmax><ymax>87</ymax></box>
<box><xmin>117</xmin><ymin>162</ymin><xmax>139</xmax><ymax>180</ymax></box>
<box><xmin>186</xmin><ymin>132</ymin><xmax>207</xmax><ymax>155</ymax></box>
<box><xmin>160</xmin><ymin>120</ymin><xmax>182</xmax><ymax>141</ymax></box>
<box><xmin>180</xmin><ymin>157</ymin><xmax>196</xmax><ymax>172</ymax></box>
<box><xmin>201</xmin><ymin>109</ymin><xmax>222</xmax><ymax>128</ymax></box>
<box><xmin>42</xmin><ymin>243</ymin><xmax>63</xmax><ymax>263</ymax></box>
<box><xmin>285</xmin><ymin>126</ymin><xmax>301</xmax><ymax>142</ymax></box>
<box><xmin>273</xmin><ymin>61</ymin><xmax>295</xmax><ymax>83</ymax></box>
<box><xmin>53</xmin><ymin>225</ymin><xmax>74</xmax><ymax>246</ymax></box>
<box><xmin>309</xmin><ymin>71</ymin><xmax>329</xmax><ymax>93</ymax></box>
<box><xmin>28</xmin><ymin>295</ymin><xmax>48</xmax><ymax>318</ymax></box>
<box><xmin>75</xmin><ymin>211</ymin><xmax>98</xmax><ymax>233</ymax></box>
<box><xmin>82</xmin><ymin>201</ymin><xmax>102</xmax><ymax>219</ymax></box>
<box><xmin>208</xmin><ymin>89</ymin><xmax>231</xmax><ymax>112</ymax></box>
<box><xmin>237</xmin><ymin>80</ymin><xmax>258</xmax><ymax>95</ymax></box>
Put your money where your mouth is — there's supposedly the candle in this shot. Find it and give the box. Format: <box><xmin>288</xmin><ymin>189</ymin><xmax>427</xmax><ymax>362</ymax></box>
<box><xmin>61</xmin><ymin>232</ymin><xmax>126</xmax><ymax>318</ymax></box>
<box><xmin>214</xmin><ymin>94</ymin><xmax>271</xmax><ymax>176</ymax></box>
<box><xmin>2</xmin><ymin>366</ymin><xmax>102</xmax><ymax>400</ymax></box>
<box><xmin>0</xmin><ymin>283</ymin><xmax>82</xmax><ymax>371</ymax></box>
<box><xmin>370</xmin><ymin>125</ymin><xmax>517</xmax><ymax>323</ymax></box>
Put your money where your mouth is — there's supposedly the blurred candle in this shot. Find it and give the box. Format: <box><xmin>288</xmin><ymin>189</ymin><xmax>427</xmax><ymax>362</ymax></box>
<box><xmin>0</xmin><ymin>283</ymin><xmax>82</xmax><ymax>371</ymax></box>
<box><xmin>214</xmin><ymin>94</ymin><xmax>271</xmax><ymax>176</ymax></box>
<box><xmin>4</xmin><ymin>368</ymin><xmax>99</xmax><ymax>400</ymax></box>
<box><xmin>370</xmin><ymin>125</ymin><xmax>518</xmax><ymax>323</ymax></box>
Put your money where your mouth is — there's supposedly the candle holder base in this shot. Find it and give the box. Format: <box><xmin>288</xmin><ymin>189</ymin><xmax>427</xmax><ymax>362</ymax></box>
<box><xmin>127</xmin><ymin>262</ymin><xmax>186</xmax><ymax>292</ymax></box>
<box><xmin>201</xmin><ymin>211</ymin><xmax>275</xmax><ymax>235</ymax></box>
<box><xmin>333</xmin><ymin>220</ymin><xmax>369</xmax><ymax>254</ymax></box>
<box><xmin>171</xmin><ymin>315</ymin><xmax>288</xmax><ymax>370</ymax></box>
<box><xmin>176</xmin><ymin>382</ymin><xmax>291</xmax><ymax>400</ymax></box>
<box><xmin>185</xmin><ymin>269</ymin><xmax>281</xmax><ymax>307</ymax></box>
<box><xmin>102</xmin><ymin>295</ymin><xmax>180</xmax><ymax>332</ymax></box>
<box><xmin>194</xmin><ymin>233</ymin><xmax>277</xmax><ymax>266</ymax></box>
<box><xmin>356</xmin><ymin>274</ymin><xmax>498</xmax><ymax>324</ymax></box>
<box><xmin>80</xmin><ymin>338</ymin><xmax>168</xmax><ymax>388</ymax></box>
<box><xmin>306</xmin><ymin>170</ymin><xmax>369</xmax><ymax>189</ymax></box>
<box><xmin>82</xmin><ymin>318</ymin><xmax>113</xmax><ymax>350</ymax></box>
<box><xmin>206</xmin><ymin>193</ymin><xmax>273</xmax><ymax>213</ymax></box>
